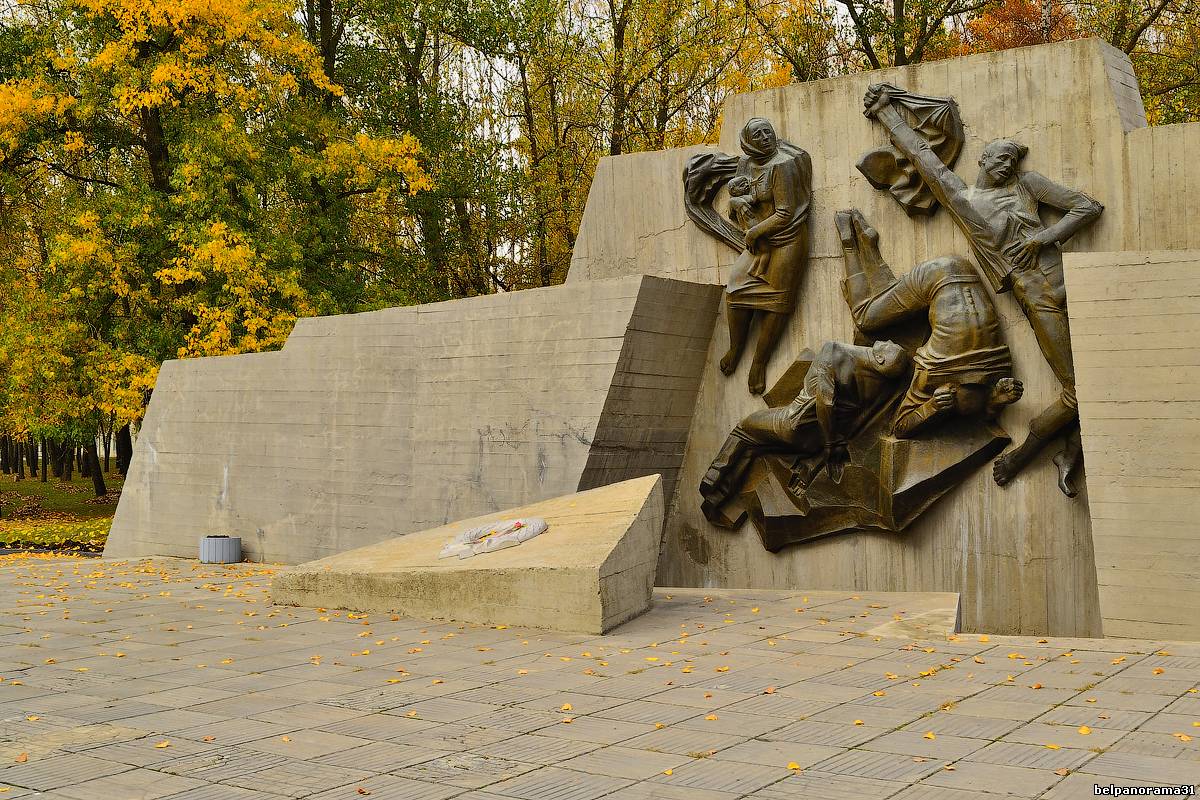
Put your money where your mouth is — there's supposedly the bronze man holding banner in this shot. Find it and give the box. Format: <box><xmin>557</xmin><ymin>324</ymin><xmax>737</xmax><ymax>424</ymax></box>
<box><xmin>863</xmin><ymin>84</ymin><xmax>1103</xmax><ymax>496</ymax></box>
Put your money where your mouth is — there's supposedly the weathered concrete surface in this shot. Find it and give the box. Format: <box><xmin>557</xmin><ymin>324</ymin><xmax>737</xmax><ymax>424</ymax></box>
<box><xmin>569</xmin><ymin>146</ymin><xmax>734</xmax><ymax>286</ymax></box>
<box><xmin>106</xmin><ymin>277</ymin><xmax>719</xmax><ymax>565</ymax></box>
<box><xmin>272</xmin><ymin>475</ymin><xmax>665</xmax><ymax>634</ymax></box>
<box><xmin>568</xmin><ymin>39</ymin><xmax>1200</xmax><ymax>636</ymax></box>
<box><xmin>1065</xmin><ymin>250</ymin><xmax>1200</xmax><ymax>641</ymax></box>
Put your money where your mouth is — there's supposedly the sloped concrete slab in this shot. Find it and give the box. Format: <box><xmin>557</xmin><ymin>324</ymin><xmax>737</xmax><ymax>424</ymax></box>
<box><xmin>271</xmin><ymin>475</ymin><xmax>665</xmax><ymax>634</ymax></box>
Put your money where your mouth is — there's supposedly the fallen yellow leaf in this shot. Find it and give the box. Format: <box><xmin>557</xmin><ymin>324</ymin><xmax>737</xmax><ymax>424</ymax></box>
<box><xmin>787</xmin><ymin>761</ymin><xmax>801</xmax><ymax>770</ymax></box>
<box><xmin>154</xmin><ymin>741</ymin><xmax>171</xmax><ymax>749</ymax></box>
<box><xmin>1078</xmin><ymin>726</ymin><xmax>1092</xmax><ymax>735</ymax></box>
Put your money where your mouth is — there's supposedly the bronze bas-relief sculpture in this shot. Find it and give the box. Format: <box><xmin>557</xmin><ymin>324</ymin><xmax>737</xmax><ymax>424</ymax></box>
<box><xmin>838</xmin><ymin>209</ymin><xmax>1023</xmax><ymax>439</ymax></box>
<box><xmin>699</xmin><ymin>338</ymin><xmax>910</xmax><ymax>529</ymax></box>
<box><xmin>699</xmin><ymin>210</ymin><xmax>1016</xmax><ymax>550</ymax></box>
<box><xmin>863</xmin><ymin>83</ymin><xmax>1104</xmax><ymax>496</ymax></box>
<box><xmin>684</xmin><ymin>118</ymin><xmax>813</xmax><ymax>395</ymax></box>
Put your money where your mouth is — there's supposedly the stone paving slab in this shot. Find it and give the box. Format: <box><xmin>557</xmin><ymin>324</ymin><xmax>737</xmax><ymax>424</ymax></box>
<box><xmin>0</xmin><ymin>555</ymin><xmax>1197</xmax><ymax>799</ymax></box>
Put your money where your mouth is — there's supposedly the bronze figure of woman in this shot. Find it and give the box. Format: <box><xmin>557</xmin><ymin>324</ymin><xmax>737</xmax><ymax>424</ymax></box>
<box><xmin>684</xmin><ymin>118</ymin><xmax>812</xmax><ymax>395</ymax></box>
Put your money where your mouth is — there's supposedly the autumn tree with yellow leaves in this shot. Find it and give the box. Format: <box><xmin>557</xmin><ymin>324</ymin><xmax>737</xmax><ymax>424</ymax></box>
<box><xmin>0</xmin><ymin>0</ymin><xmax>430</xmax><ymax>492</ymax></box>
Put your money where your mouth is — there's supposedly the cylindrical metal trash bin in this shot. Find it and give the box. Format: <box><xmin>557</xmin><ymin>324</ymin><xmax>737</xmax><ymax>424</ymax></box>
<box><xmin>199</xmin><ymin>535</ymin><xmax>242</xmax><ymax>564</ymax></box>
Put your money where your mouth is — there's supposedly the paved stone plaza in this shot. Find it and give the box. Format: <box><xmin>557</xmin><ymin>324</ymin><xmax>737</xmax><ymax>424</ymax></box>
<box><xmin>0</xmin><ymin>556</ymin><xmax>1198</xmax><ymax>799</ymax></box>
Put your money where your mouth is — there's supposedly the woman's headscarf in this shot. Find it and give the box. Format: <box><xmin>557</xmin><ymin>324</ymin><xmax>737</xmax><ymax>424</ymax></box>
<box><xmin>740</xmin><ymin>118</ymin><xmax>778</xmax><ymax>163</ymax></box>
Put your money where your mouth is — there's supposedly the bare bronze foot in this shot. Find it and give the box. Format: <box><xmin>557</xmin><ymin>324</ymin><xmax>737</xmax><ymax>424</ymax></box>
<box><xmin>1052</xmin><ymin>450</ymin><xmax>1079</xmax><ymax>498</ymax></box>
<box><xmin>748</xmin><ymin>363</ymin><xmax>766</xmax><ymax>395</ymax></box>
<box><xmin>992</xmin><ymin>450</ymin><xmax>1025</xmax><ymax>487</ymax></box>
<box><xmin>990</xmin><ymin>377</ymin><xmax>1024</xmax><ymax>407</ymax></box>
<box><xmin>719</xmin><ymin>348</ymin><xmax>741</xmax><ymax>376</ymax></box>
<box><xmin>834</xmin><ymin>210</ymin><xmax>856</xmax><ymax>247</ymax></box>
<box><xmin>851</xmin><ymin>208</ymin><xmax>880</xmax><ymax>250</ymax></box>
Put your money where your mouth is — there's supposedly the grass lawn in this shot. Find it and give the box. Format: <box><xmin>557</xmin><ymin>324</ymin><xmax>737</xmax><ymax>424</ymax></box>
<box><xmin>0</xmin><ymin>470</ymin><xmax>123</xmax><ymax>552</ymax></box>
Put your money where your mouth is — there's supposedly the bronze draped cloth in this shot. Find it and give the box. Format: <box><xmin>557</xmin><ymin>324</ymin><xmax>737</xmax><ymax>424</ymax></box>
<box><xmin>856</xmin><ymin>90</ymin><xmax>964</xmax><ymax>217</ymax></box>
<box><xmin>683</xmin><ymin>133</ymin><xmax>812</xmax><ymax>314</ymax></box>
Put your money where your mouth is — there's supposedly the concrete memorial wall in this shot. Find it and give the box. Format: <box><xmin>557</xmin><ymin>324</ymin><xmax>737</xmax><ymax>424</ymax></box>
<box><xmin>105</xmin><ymin>276</ymin><xmax>720</xmax><ymax>564</ymax></box>
<box><xmin>571</xmin><ymin>38</ymin><xmax>1200</xmax><ymax>636</ymax></box>
<box><xmin>110</xmin><ymin>38</ymin><xmax>1200</xmax><ymax>639</ymax></box>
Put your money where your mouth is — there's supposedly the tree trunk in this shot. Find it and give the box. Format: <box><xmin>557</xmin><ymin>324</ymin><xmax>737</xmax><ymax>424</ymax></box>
<box><xmin>62</xmin><ymin>442</ymin><xmax>73</xmax><ymax>481</ymax></box>
<box><xmin>50</xmin><ymin>440</ymin><xmax>61</xmax><ymax>478</ymax></box>
<box><xmin>139</xmin><ymin>106</ymin><xmax>173</xmax><ymax>193</ymax></box>
<box><xmin>80</xmin><ymin>446</ymin><xmax>90</xmax><ymax>478</ymax></box>
<box><xmin>319</xmin><ymin>0</ymin><xmax>336</xmax><ymax>109</ymax></box>
<box><xmin>1</xmin><ymin>435</ymin><xmax>9</xmax><ymax>474</ymax></box>
<box><xmin>103</xmin><ymin>415</ymin><xmax>114</xmax><ymax>472</ymax></box>
<box><xmin>87</xmin><ymin>440</ymin><xmax>107</xmax><ymax>498</ymax></box>
<box><xmin>608</xmin><ymin>0</ymin><xmax>630</xmax><ymax>156</ymax></box>
<box><xmin>15</xmin><ymin>442</ymin><xmax>25</xmax><ymax>480</ymax></box>
<box><xmin>26</xmin><ymin>438</ymin><xmax>37</xmax><ymax>478</ymax></box>
<box><xmin>116</xmin><ymin>424</ymin><xmax>133</xmax><ymax>475</ymax></box>
<box><xmin>40</xmin><ymin>436</ymin><xmax>47</xmax><ymax>482</ymax></box>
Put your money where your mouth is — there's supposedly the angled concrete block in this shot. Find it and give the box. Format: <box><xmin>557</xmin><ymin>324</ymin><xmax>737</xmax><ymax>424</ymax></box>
<box><xmin>1065</xmin><ymin>249</ymin><xmax>1200</xmax><ymax>640</ymax></box>
<box><xmin>105</xmin><ymin>277</ymin><xmax>719</xmax><ymax>565</ymax></box>
<box><xmin>271</xmin><ymin>475</ymin><xmax>665</xmax><ymax>634</ymax></box>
